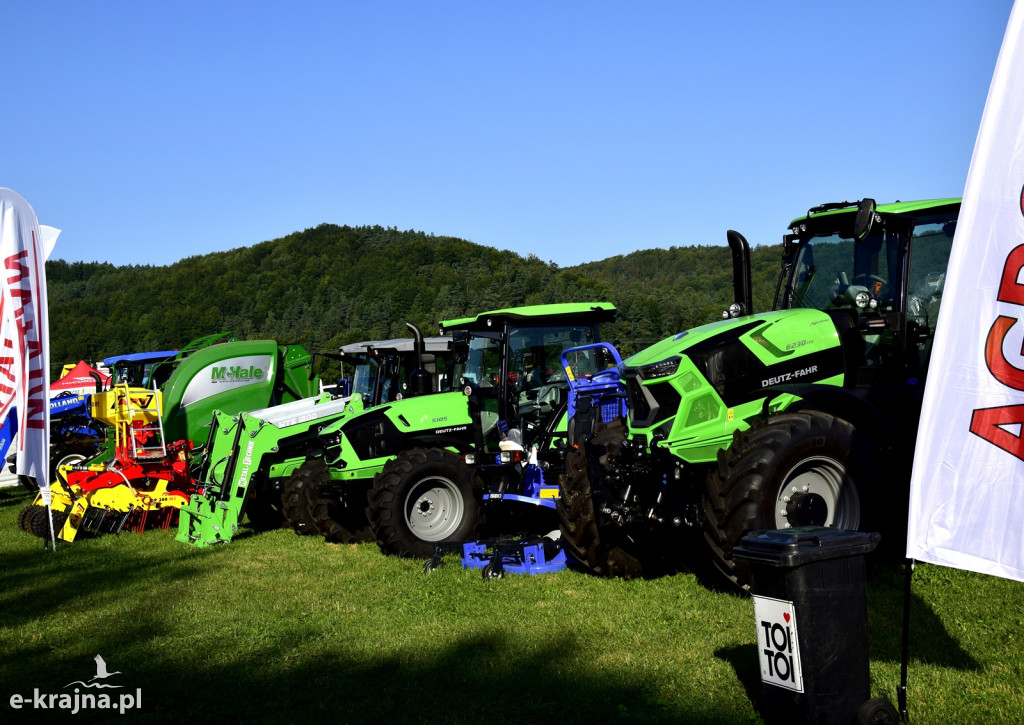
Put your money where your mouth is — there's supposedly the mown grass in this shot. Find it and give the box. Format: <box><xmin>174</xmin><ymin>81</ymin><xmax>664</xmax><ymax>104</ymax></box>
<box><xmin>1</xmin><ymin>485</ymin><xmax>1022</xmax><ymax>724</ymax></box>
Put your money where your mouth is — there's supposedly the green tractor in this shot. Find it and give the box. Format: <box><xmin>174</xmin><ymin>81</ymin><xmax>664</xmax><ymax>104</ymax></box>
<box><xmin>287</xmin><ymin>332</ymin><xmax>455</xmax><ymax>537</ymax></box>
<box><xmin>306</xmin><ymin>302</ymin><xmax>617</xmax><ymax>558</ymax></box>
<box><xmin>176</xmin><ymin>329</ymin><xmax>454</xmax><ymax>546</ymax></box>
<box><xmin>558</xmin><ymin>198</ymin><xmax>958</xmax><ymax>592</ymax></box>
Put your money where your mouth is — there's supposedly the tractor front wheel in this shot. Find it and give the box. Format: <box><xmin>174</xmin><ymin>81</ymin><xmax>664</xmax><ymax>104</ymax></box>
<box><xmin>368</xmin><ymin>448</ymin><xmax>481</xmax><ymax>558</ymax></box>
<box><xmin>702</xmin><ymin>410</ymin><xmax>881</xmax><ymax>594</ymax></box>
<box><xmin>557</xmin><ymin>420</ymin><xmax>644</xmax><ymax>578</ymax></box>
<box><xmin>300</xmin><ymin>459</ymin><xmax>372</xmax><ymax>544</ymax></box>
<box><xmin>244</xmin><ymin>479</ymin><xmax>286</xmax><ymax>532</ymax></box>
<box><xmin>282</xmin><ymin>460</ymin><xmax>324</xmax><ymax>536</ymax></box>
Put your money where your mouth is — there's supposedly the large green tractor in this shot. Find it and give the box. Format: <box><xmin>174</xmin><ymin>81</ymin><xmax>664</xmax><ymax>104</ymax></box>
<box><xmin>558</xmin><ymin>198</ymin><xmax>958</xmax><ymax>592</ymax></box>
<box><xmin>308</xmin><ymin>302</ymin><xmax>617</xmax><ymax>558</ymax></box>
<box><xmin>176</xmin><ymin>330</ymin><xmax>453</xmax><ymax>546</ymax></box>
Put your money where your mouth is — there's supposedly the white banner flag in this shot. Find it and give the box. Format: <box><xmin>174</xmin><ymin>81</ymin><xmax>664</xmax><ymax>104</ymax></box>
<box><xmin>907</xmin><ymin>1</ymin><xmax>1024</xmax><ymax>580</ymax></box>
<box><xmin>0</xmin><ymin>189</ymin><xmax>53</xmax><ymax>486</ymax></box>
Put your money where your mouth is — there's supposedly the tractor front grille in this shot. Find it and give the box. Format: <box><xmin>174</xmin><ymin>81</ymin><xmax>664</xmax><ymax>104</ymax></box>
<box><xmin>623</xmin><ymin>370</ymin><xmax>681</xmax><ymax>430</ymax></box>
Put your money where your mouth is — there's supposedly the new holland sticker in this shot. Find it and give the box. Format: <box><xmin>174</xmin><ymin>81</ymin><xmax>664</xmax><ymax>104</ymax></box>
<box><xmin>752</xmin><ymin>595</ymin><xmax>804</xmax><ymax>692</ymax></box>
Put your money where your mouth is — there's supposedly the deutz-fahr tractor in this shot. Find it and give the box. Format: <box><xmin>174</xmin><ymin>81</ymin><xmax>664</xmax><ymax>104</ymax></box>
<box><xmin>176</xmin><ymin>330</ymin><xmax>454</xmax><ymax>546</ymax></box>
<box><xmin>306</xmin><ymin>302</ymin><xmax>617</xmax><ymax>559</ymax></box>
<box><xmin>558</xmin><ymin>198</ymin><xmax>958</xmax><ymax>592</ymax></box>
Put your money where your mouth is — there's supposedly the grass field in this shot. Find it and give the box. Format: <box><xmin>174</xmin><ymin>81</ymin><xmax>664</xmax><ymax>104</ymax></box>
<box><xmin>2</xmin><ymin>485</ymin><xmax>1022</xmax><ymax>724</ymax></box>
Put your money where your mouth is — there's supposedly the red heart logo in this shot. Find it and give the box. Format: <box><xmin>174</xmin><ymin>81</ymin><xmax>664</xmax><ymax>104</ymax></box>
<box><xmin>783</xmin><ymin>613</ymin><xmax>791</xmax><ymax>623</ymax></box>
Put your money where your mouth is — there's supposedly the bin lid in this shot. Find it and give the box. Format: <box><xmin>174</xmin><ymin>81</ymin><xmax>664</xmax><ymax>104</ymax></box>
<box><xmin>732</xmin><ymin>526</ymin><xmax>880</xmax><ymax>568</ymax></box>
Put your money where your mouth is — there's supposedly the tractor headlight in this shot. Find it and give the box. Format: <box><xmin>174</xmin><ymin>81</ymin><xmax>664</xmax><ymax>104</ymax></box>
<box><xmin>637</xmin><ymin>356</ymin><xmax>681</xmax><ymax>380</ymax></box>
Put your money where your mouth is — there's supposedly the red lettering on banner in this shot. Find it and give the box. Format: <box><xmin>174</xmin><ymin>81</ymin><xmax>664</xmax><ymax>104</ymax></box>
<box><xmin>4</xmin><ymin>249</ymin><xmax>29</xmax><ymax>281</ymax></box>
<box><xmin>998</xmin><ymin>245</ymin><xmax>1024</xmax><ymax>305</ymax></box>
<box><xmin>971</xmin><ymin>405</ymin><xmax>1024</xmax><ymax>462</ymax></box>
<box><xmin>974</xmin><ymin>185</ymin><xmax>1024</xmax><ymax>458</ymax></box>
<box><xmin>984</xmin><ymin>316</ymin><xmax>1024</xmax><ymax>391</ymax></box>
<box><xmin>0</xmin><ymin>355</ymin><xmax>14</xmax><ymax>383</ymax></box>
<box><xmin>24</xmin><ymin>379</ymin><xmax>45</xmax><ymax>429</ymax></box>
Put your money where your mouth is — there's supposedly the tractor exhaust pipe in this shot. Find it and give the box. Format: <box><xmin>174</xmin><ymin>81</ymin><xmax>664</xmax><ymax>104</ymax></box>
<box><xmin>405</xmin><ymin>321</ymin><xmax>431</xmax><ymax>396</ymax></box>
<box><xmin>406</xmin><ymin>321</ymin><xmax>425</xmax><ymax>362</ymax></box>
<box><xmin>726</xmin><ymin>230</ymin><xmax>754</xmax><ymax>317</ymax></box>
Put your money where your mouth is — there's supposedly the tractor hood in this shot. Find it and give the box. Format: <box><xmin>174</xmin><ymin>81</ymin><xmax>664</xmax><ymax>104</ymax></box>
<box><xmin>621</xmin><ymin>308</ymin><xmax>847</xmax><ymax>448</ymax></box>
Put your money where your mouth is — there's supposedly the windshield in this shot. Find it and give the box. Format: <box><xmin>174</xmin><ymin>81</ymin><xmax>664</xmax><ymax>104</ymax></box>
<box><xmin>791</xmin><ymin>228</ymin><xmax>898</xmax><ymax>313</ymax></box>
<box><xmin>463</xmin><ymin>335</ymin><xmax>502</xmax><ymax>387</ymax></box>
<box><xmin>508</xmin><ymin>324</ymin><xmax>595</xmax><ymax>390</ymax></box>
<box><xmin>350</xmin><ymin>361</ymin><xmax>379</xmax><ymax>400</ymax></box>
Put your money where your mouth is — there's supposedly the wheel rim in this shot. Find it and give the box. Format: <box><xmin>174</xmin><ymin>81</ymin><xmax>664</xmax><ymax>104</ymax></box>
<box><xmin>774</xmin><ymin>455</ymin><xmax>860</xmax><ymax>529</ymax></box>
<box><xmin>403</xmin><ymin>475</ymin><xmax>465</xmax><ymax>542</ymax></box>
<box><xmin>54</xmin><ymin>452</ymin><xmax>87</xmax><ymax>483</ymax></box>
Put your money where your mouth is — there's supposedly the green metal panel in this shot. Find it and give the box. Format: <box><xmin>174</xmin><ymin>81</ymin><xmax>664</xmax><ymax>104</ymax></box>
<box><xmin>160</xmin><ymin>340</ymin><xmax>315</xmax><ymax>444</ymax></box>
<box><xmin>440</xmin><ymin>302</ymin><xmax>616</xmax><ymax>332</ymax></box>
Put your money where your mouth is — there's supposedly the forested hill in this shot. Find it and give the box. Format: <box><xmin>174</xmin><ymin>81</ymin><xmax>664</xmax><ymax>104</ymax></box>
<box><xmin>45</xmin><ymin>223</ymin><xmax>783</xmax><ymax>371</ymax></box>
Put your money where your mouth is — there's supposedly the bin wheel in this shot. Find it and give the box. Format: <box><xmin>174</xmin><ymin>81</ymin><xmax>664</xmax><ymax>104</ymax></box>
<box><xmin>482</xmin><ymin>561</ymin><xmax>503</xmax><ymax>580</ymax></box>
<box><xmin>856</xmin><ymin>697</ymin><xmax>899</xmax><ymax>725</ymax></box>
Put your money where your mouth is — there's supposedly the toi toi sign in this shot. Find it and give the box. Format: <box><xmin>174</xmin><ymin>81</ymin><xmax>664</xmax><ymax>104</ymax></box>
<box><xmin>752</xmin><ymin>595</ymin><xmax>804</xmax><ymax>693</ymax></box>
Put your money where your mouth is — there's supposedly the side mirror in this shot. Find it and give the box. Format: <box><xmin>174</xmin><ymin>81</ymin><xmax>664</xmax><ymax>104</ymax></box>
<box><xmin>853</xmin><ymin>198</ymin><xmax>877</xmax><ymax>241</ymax></box>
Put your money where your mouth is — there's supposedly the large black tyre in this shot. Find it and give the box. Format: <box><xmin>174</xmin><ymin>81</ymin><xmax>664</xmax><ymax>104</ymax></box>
<box><xmin>282</xmin><ymin>460</ymin><xmax>324</xmax><ymax>536</ymax></box>
<box><xmin>244</xmin><ymin>480</ymin><xmax>286</xmax><ymax>532</ymax></box>
<box><xmin>300</xmin><ymin>459</ymin><xmax>373</xmax><ymax>544</ymax></box>
<box><xmin>702</xmin><ymin>410</ymin><xmax>883</xmax><ymax>594</ymax></box>
<box><xmin>368</xmin><ymin>448</ymin><xmax>481</xmax><ymax>558</ymax></box>
<box><xmin>556</xmin><ymin>419</ymin><xmax>644</xmax><ymax>578</ymax></box>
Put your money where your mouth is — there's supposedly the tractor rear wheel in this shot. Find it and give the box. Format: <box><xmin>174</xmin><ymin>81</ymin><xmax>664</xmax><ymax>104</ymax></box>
<box><xmin>368</xmin><ymin>448</ymin><xmax>481</xmax><ymax>558</ymax></box>
<box><xmin>282</xmin><ymin>461</ymin><xmax>323</xmax><ymax>536</ymax></box>
<box><xmin>557</xmin><ymin>420</ymin><xmax>644</xmax><ymax>578</ymax></box>
<box><xmin>702</xmin><ymin>410</ymin><xmax>881</xmax><ymax>594</ymax></box>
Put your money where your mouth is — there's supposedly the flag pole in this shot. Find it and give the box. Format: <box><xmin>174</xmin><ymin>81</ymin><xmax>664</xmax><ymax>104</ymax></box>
<box><xmin>898</xmin><ymin>558</ymin><xmax>915</xmax><ymax>722</ymax></box>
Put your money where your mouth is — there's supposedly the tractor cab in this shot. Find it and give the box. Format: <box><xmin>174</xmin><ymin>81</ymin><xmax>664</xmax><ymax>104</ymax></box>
<box><xmin>337</xmin><ymin>332</ymin><xmax>453</xmax><ymax>405</ymax></box>
<box><xmin>778</xmin><ymin>198</ymin><xmax>958</xmax><ymax>383</ymax></box>
<box><xmin>103</xmin><ymin>349</ymin><xmax>179</xmax><ymax>389</ymax></box>
<box><xmin>441</xmin><ymin>304</ymin><xmax>616</xmax><ymax>452</ymax></box>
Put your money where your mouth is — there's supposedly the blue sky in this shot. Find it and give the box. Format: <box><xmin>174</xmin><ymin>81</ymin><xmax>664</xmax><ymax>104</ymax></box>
<box><xmin>5</xmin><ymin>1</ymin><xmax>1014</xmax><ymax>268</ymax></box>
